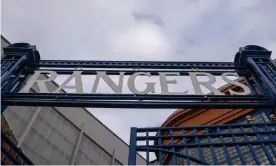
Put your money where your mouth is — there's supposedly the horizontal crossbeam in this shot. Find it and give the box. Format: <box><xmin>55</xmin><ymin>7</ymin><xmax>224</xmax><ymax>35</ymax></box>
<box><xmin>3</xmin><ymin>93</ymin><xmax>267</xmax><ymax>101</ymax></box>
<box><xmin>136</xmin><ymin>130</ymin><xmax>276</xmax><ymax>140</ymax></box>
<box><xmin>136</xmin><ymin>140</ymin><xmax>276</xmax><ymax>149</ymax></box>
<box><xmin>2</xmin><ymin>99</ymin><xmax>273</xmax><ymax>109</ymax></box>
<box><xmin>24</xmin><ymin>69</ymin><xmax>248</xmax><ymax>76</ymax></box>
<box><xmin>39</xmin><ymin>60</ymin><xmax>244</xmax><ymax>69</ymax></box>
<box><xmin>2</xmin><ymin>93</ymin><xmax>272</xmax><ymax>109</ymax></box>
<box><xmin>136</xmin><ymin>122</ymin><xmax>276</xmax><ymax>131</ymax></box>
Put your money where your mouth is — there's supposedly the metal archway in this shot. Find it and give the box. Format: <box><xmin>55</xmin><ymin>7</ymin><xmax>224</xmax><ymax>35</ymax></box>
<box><xmin>1</xmin><ymin>43</ymin><xmax>276</xmax><ymax>165</ymax></box>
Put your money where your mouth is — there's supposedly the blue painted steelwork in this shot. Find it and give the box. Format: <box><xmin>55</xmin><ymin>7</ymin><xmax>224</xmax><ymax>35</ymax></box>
<box><xmin>1</xmin><ymin>43</ymin><xmax>39</xmax><ymax>113</ymax></box>
<box><xmin>128</xmin><ymin>128</ymin><xmax>137</xmax><ymax>165</ymax></box>
<box><xmin>235</xmin><ymin>45</ymin><xmax>276</xmax><ymax>104</ymax></box>
<box><xmin>2</xmin><ymin>98</ymin><xmax>273</xmax><ymax>109</ymax></box>
<box><xmin>2</xmin><ymin>93</ymin><xmax>272</xmax><ymax>109</ymax></box>
<box><xmin>1</xmin><ymin>44</ymin><xmax>274</xmax><ymax>110</ymax></box>
<box><xmin>23</xmin><ymin>68</ymin><xmax>248</xmax><ymax>76</ymax></box>
<box><xmin>1</xmin><ymin>43</ymin><xmax>275</xmax><ymax>165</ymax></box>
<box><xmin>1</xmin><ymin>55</ymin><xmax>27</xmax><ymax>86</ymax></box>
<box><xmin>39</xmin><ymin>60</ymin><xmax>243</xmax><ymax>69</ymax></box>
<box><xmin>1</xmin><ymin>44</ymin><xmax>39</xmax><ymax>92</ymax></box>
<box><xmin>131</xmin><ymin>122</ymin><xmax>276</xmax><ymax>165</ymax></box>
<box><xmin>4</xmin><ymin>93</ymin><xmax>266</xmax><ymax>100</ymax></box>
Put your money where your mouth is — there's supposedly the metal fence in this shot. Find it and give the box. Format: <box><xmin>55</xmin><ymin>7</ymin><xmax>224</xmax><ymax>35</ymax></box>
<box><xmin>1</xmin><ymin>133</ymin><xmax>33</xmax><ymax>165</ymax></box>
<box><xmin>129</xmin><ymin>122</ymin><xmax>276</xmax><ymax>165</ymax></box>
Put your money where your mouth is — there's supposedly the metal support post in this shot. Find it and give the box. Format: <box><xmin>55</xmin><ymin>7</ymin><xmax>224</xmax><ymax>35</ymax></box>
<box><xmin>1</xmin><ymin>55</ymin><xmax>27</xmax><ymax>86</ymax></box>
<box><xmin>1</xmin><ymin>43</ymin><xmax>40</xmax><ymax>113</ymax></box>
<box><xmin>17</xmin><ymin>107</ymin><xmax>42</xmax><ymax>147</ymax></box>
<box><xmin>235</xmin><ymin>45</ymin><xmax>276</xmax><ymax>104</ymax></box>
<box><xmin>70</xmin><ymin>124</ymin><xmax>84</xmax><ymax>165</ymax></box>
<box><xmin>110</xmin><ymin>149</ymin><xmax>116</xmax><ymax>165</ymax></box>
<box><xmin>128</xmin><ymin>127</ymin><xmax>137</xmax><ymax>165</ymax></box>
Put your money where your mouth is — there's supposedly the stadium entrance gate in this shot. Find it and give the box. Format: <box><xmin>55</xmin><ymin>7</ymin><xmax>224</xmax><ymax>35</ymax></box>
<box><xmin>1</xmin><ymin>43</ymin><xmax>276</xmax><ymax>165</ymax></box>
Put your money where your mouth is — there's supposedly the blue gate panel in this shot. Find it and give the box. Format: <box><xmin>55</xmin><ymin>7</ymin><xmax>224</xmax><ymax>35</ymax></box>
<box><xmin>131</xmin><ymin>122</ymin><xmax>276</xmax><ymax>165</ymax></box>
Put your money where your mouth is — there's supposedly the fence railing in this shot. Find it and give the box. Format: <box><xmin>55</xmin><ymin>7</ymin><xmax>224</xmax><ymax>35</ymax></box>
<box><xmin>129</xmin><ymin>122</ymin><xmax>276</xmax><ymax>165</ymax></box>
<box><xmin>1</xmin><ymin>133</ymin><xmax>33</xmax><ymax>165</ymax></box>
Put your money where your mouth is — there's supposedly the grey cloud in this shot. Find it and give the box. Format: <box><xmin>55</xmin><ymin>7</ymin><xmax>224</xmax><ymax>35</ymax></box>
<box><xmin>133</xmin><ymin>13</ymin><xmax>164</xmax><ymax>27</ymax></box>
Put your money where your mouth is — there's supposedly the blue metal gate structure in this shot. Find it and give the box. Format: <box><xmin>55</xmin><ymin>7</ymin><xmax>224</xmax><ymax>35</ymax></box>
<box><xmin>1</xmin><ymin>43</ymin><xmax>276</xmax><ymax>165</ymax></box>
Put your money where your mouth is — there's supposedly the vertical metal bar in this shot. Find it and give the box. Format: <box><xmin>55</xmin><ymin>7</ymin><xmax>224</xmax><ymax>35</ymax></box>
<box><xmin>10</xmin><ymin>81</ymin><xmax>20</xmax><ymax>92</ymax></box>
<box><xmin>170</xmin><ymin>129</ymin><xmax>176</xmax><ymax>165</ymax></box>
<box><xmin>70</xmin><ymin>124</ymin><xmax>84</xmax><ymax>165</ymax></box>
<box><xmin>158</xmin><ymin>130</ymin><xmax>163</xmax><ymax>165</ymax></box>
<box><xmin>205</xmin><ymin>128</ymin><xmax>218</xmax><ymax>165</ymax></box>
<box><xmin>259</xmin><ymin>109</ymin><xmax>269</xmax><ymax>122</ymax></box>
<box><xmin>1</xmin><ymin>60</ymin><xmax>7</xmax><ymax>71</ymax></box>
<box><xmin>1</xmin><ymin>55</ymin><xmax>27</xmax><ymax>85</ymax></box>
<box><xmin>243</xmin><ymin>76</ymin><xmax>257</xmax><ymax>95</ymax></box>
<box><xmin>1</xmin><ymin>81</ymin><xmax>9</xmax><ymax>91</ymax></box>
<box><xmin>128</xmin><ymin>127</ymin><xmax>137</xmax><ymax>165</ymax></box>
<box><xmin>259</xmin><ymin>64</ymin><xmax>276</xmax><ymax>85</ymax></box>
<box><xmin>1</xmin><ymin>57</ymin><xmax>15</xmax><ymax>71</ymax></box>
<box><xmin>228</xmin><ymin>127</ymin><xmax>246</xmax><ymax>165</ymax></box>
<box><xmin>146</xmin><ymin>131</ymin><xmax>149</xmax><ymax>165</ymax></box>
<box><xmin>111</xmin><ymin>149</ymin><xmax>116</xmax><ymax>165</ymax></box>
<box><xmin>252</xmin><ymin>125</ymin><xmax>275</xmax><ymax>165</ymax></box>
<box><xmin>1</xmin><ymin>61</ymin><xmax>14</xmax><ymax>76</ymax></box>
<box><xmin>17</xmin><ymin>107</ymin><xmax>42</xmax><ymax>147</ymax></box>
<box><xmin>217</xmin><ymin>128</ymin><xmax>232</xmax><ymax>165</ymax></box>
<box><xmin>181</xmin><ymin>129</ymin><xmax>190</xmax><ymax>165</ymax></box>
<box><xmin>249</xmin><ymin>70</ymin><xmax>265</xmax><ymax>95</ymax></box>
<box><xmin>240</xmin><ymin>126</ymin><xmax>260</xmax><ymax>164</ymax></box>
<box><xmin>264</xmin><ymin>125</ymin><xmax>276</xmax><ymax>158</ymax></box>
<box><xmin>248</xmin><ymin>58</ymin><xmax>276</xmax><ymax>102</ymax></box>
<box><xmin>194</xmin><ymin>128</ymin><xmax>205</xmax><ymax>163</ymax></box>
<box><xmin>3</xmin><ymin>69</ymin><xmax>25</xmax><ymax>94</ymax></box>
<box><xmin>11</xmin><ymin>74</ymin><xmax>32</xmax><ymax>94</ymax></box>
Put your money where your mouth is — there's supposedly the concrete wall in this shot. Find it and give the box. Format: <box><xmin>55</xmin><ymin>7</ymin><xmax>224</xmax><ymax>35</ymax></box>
<box><xmin>1</xmin><ymin>35</ymin><xmax>11</xmax><ymax>55</ymax></box>
<box><xmin>3</xmin><ymin>73</ymin><xmax>145</xmax><ymax>165</ymax></box>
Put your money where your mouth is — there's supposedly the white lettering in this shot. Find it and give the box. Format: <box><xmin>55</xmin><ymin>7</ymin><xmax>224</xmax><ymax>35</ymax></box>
<box><xmin>189</xmin><ymin>72</ymin><xmax>224</xmax><ymax>95</ymax></box>
<box><xmin>221</xmin><ymin>72</ymin><xmax>251</xmax><ymax>95</ymax></box>
<box><xmin>92</xmin><ymin>71</ymin><xmax>124</xmax><ymax>94</ymax></box>
<box><xmin>159</xmin><ymin>72</ymin><xmax>188</xmax><ymax>95</ymax></box>
<box><xmin>22</xmin><ymin>70</ymin><xmax>252</xmax><ymax>96</ymax></box>
<box><xmin>21</xmin><ymin>71</ymin><xmax>57</xmax><ymax>93</ymax></box>
<box><xmin>53</xmin><ymin>71</ymin><xmax>84</xmax><ymax>94</ymax></box>
<box><xmin>128</xmin><ymin>72</ymin><xmax>155</xmax><ymax>94</ymax></box>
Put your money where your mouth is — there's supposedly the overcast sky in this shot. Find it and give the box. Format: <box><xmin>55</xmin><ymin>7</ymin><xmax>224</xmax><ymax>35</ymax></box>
<box><xmin>1</xmin><ymin>0</ymin><xmax>276</xmax><ymax>157</ymax></box>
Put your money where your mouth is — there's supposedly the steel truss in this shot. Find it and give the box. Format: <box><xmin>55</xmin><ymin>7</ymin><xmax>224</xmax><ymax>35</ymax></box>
<box><xmin>1</xmin><ymin>43</ymin><xmax>276</xmax><ymax>165</ymax></box>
